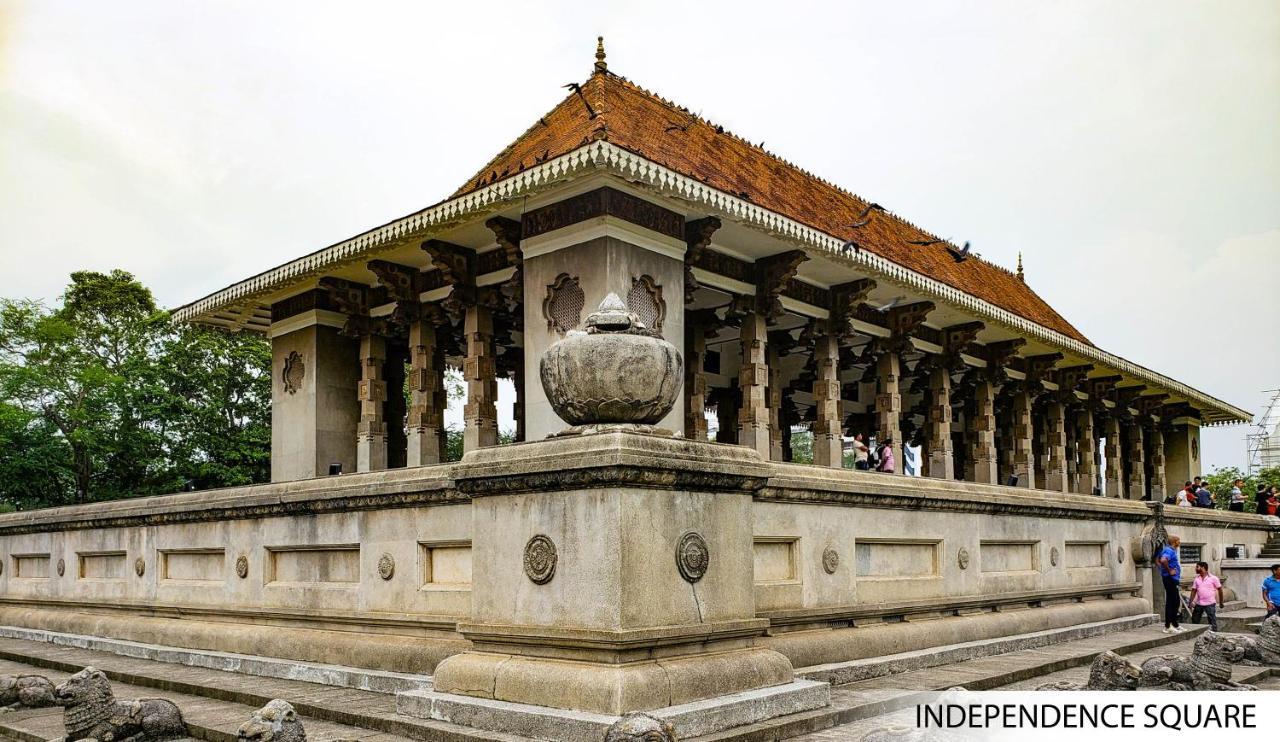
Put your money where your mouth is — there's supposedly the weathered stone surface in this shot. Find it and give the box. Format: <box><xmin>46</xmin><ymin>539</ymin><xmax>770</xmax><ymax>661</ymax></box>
<box><xmin>238</xmin><ymin>699</ymin><xmax>305</xmax><ymax>742</ymax></box>
<box><xmin>1034</xmin><ymin>650</ymin><xmax>1140</xmax><ymax>690</ymax></box>
<box><xmin>1139</xmin><ymin>632</ymin><xmax>1257</xmax><ymax>690</ymax></box>
<box><xmin>57</xmin><ymin>666</ymin><xmax>188</xmax><ymax>742</ymax></box>
<box><xmin>539</xmin><ymin>294</ymin><xmax>682</xmax><ymax>427</ymax></box>
<box><xmin>0</xmin><ymin>673</ymin><xmax>57</xmax><ymax>711</ymax></box>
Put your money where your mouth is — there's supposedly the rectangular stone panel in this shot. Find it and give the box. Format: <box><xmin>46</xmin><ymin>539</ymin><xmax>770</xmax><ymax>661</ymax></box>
<box><xmin>78</xmin><ymin>551</ymin><xmax>126</xmax><ymax>580</ymax></box>
<box><xmin>419</xmin><ymin>541</ymin><xmax>472</xmax><ymax>587</ymax></box>
<box><xmin>161</xmin><ymin>549</ymin><xmax>225</xmax><ymax>582</ymax></box>
<box><xmin>980</xmin><ymin>541</ymin><xmax>1038</xmax><ymax>573</ymax></box>
<box><xmin>855</xmin><ymin>540</ymin><xmax>939</xmax><ymax>579</ymax></box>
<box><xmin>1065</xmin><ymin>542</ymin><xmax>1106</xmax><ymax>569</ymax></box>
<box><xmin>753</xmin><ymin>539</ymin><xmax>798</xmax><ymax>583</ymax></box>
<box><xmin>267</xmin><ymin>545</ymin><xmax>360</xmax><ymax>585</ymax></box>
<box><xmin>12</xmin><ymin>554</ymin><xmax>49</xmax><ymax>578</ymax></box>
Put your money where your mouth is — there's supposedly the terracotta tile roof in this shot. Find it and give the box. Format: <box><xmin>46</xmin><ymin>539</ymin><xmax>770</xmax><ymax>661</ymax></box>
<box><xmin>454</xmin><ymin>71</ymin><xmax>1090</xmax><ymax>345</ymax></box>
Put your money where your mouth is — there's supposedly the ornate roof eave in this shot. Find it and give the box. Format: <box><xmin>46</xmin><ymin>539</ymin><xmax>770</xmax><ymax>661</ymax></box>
<box><xmin>173</xmin><ymin>141</ymin><xmax>1251</xmax><ymax>425</ymax></box>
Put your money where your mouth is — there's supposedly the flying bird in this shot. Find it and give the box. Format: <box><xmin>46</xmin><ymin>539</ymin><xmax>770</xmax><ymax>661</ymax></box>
<box><xmin>839</xmin><ymin>238</ymin><xmax>862</xmax><ymax>257</ymax></box>
<box><xmin>874</xmin><ymin>296</ymin><xmax>907</xmax><ymax>313</ymax></box>
<box><xmin>562</xmin><ymin>83</ymin><xmax>597</xmax><ymax>118</ymax></box>
<box><xmin>849</xmin><ymin>203</ymin><xmax>885</xmax><ymax>228</ymax></box>
<box><xmin>665</xmin><ymin>121</ymin><xmax>689</xmax><ymax>133</ymax></box>
<box><xmin>948</xmin><ymin>241</ymin><xmax>973</xmax><ymax>262</ymax></box>
<box><xmin>907</xmin><ymin>239</ymin><xmax>944</xmax><ymax>247</ymax></box>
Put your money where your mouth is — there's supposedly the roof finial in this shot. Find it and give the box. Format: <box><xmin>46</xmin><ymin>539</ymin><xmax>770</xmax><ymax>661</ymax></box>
<box><xmin>594</xmin><ymin>36</ymin><xmax>607</xmax><ymax>73</ymax></box>
<box><xmin>1016</xmin><ymin>251</ymin><xmax>1024</xmax><ymax>282</ymax></box>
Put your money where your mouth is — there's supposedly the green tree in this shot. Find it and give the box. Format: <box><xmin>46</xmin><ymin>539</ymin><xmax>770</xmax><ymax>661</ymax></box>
<box><xmin>1203</xmin><ymin>465</ymin><xmax>1280</xmax><ymax>510</ymax></box>
<box><xmin>0</xmin><ymin>270</ymin><xmax>272</xmax><ymax>508</ymax></box>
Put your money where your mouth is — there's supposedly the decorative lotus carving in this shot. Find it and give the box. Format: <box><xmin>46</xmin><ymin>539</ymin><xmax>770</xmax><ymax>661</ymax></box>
<box><xmin>539</xmin><ymin>293</ymin><xmax>682</xmax><ymax>429</ymax></box>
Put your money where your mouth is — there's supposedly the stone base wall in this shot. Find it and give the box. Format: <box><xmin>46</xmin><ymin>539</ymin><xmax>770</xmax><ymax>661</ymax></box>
<box><xmin>0</xmin><ymin>455</ymin><xmax>1271</xmax><ymax>676</ymax></box>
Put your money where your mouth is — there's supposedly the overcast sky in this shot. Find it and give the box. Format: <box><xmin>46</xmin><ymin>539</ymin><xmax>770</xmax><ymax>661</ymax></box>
<box><xmin>1</xmin><ymin>1</ymin><xmax>1276</xmax><ymax>471</ymax></box>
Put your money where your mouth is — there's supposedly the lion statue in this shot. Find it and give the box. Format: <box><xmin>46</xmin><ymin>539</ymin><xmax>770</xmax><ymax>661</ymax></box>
<box><xmin>56</xmin><ymin>666</ymin><xmax>187</xmax><ymax>742</ymax></box>
<box><xmin>1035</xmin><ymin>650</ymin><xmax>1142</xmax><ymax>690</ymax></box>
<box><xmin>1227</xmin><ymin>615</ymin><xmax>1280</xmax><ymax>667</ymax></box>
<box><xmin>1139</xmin><ymin>632</ymin><xmax>1256</xmax><ymax>690</ymax></box>
<box><xmin>603</xmin><ymin>713</ymin><xmax>676</xmax><ymax>742</ymax></box>
<box><xmin>0</xmin><ymin>674</ymin><xmax>58</xmax><ymax>712</ymax></box>
<box><xmin>238</xmin><ymin>699</ymin><xmax>305</xmax><ymax>742</ymax></box>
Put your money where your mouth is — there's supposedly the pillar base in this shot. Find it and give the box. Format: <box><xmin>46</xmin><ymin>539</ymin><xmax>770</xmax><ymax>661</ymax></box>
<box><xmin>407</xmin><ymin>651</ymin><xmax>827</xmax><ymax>739</ymax></box>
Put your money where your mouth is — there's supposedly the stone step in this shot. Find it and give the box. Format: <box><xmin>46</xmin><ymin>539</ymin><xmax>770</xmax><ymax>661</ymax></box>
<box><xmin>0</xmin><ymin>625</ymin><xmax>431</xmax><ymax>695</ymax></box>
<box><xmin>0</xmin><ymin>637</ymin><xmax>527</xmax><ymax>742</ymax></box>
<box><xmin>1217</xmin><ymin>607</ymin><xmax>1269</xmax><ymax>633</ymax></box>
<box><xmin>0</xmin><ymin>659</ymin><xmax>418</xmax><ymax>742</ymax></box>
<box><xmin>690</xmin><ymin>623</ymin><xmax>1212</xmax><ymax>741</ymax></box>
<box><xmin>794</xmin><ymin>613</ymin><xmax>1156</xmax><ymax>686</ymax></box>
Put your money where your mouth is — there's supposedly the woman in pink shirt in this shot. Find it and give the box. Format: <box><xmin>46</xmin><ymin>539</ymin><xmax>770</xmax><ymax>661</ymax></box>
<box><xmin>1186</xmin><ymin>561</ymin><xmax>1223</xmax><ymax>631</ymax></box>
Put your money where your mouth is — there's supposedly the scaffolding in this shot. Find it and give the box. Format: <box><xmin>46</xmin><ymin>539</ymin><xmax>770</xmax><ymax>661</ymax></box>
<box><xmin>1246</xmin><ymin>388</ymin><xmax>1280</xmax><ymax>474</ymax></box>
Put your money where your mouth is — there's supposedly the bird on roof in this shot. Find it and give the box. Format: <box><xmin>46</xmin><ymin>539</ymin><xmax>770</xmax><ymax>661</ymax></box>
<box><xmin>562</xmin><ymin>82</ymin><xmax>598</xmax><ymax>118</ymax></box>
<box><xmin>849</xmin><ymin>203</ymin><xmax>885</xmax><ymax>228</ymax></box>
<box><xmin>665</xmin><ymin>121</ymin><xmax>690</xmax><ymax>133</ymax></box>
<box><xmin>948</xmin><ymin>241</ymin><xmax>973</xmax><ymax>262</ymax></box>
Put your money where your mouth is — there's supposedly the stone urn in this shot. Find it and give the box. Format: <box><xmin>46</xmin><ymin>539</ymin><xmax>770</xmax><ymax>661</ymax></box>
<box><xmin>540</xmin><ymin>293</ymin><xmax>683</xmax><ymax>430</ymax></box>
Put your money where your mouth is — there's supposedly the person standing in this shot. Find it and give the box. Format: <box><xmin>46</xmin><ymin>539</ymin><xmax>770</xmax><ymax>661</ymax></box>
<box><xmin>853</xmin><ymin>433</ymin><xmax>870</xmax><ymax>471</ymax></box>
<box><xmin>1187</xmin><ymin>562</ymin><xmax>1223</xmax><ymax>631</ymax></box>
<box><xmin>875</xmin><ymin>438</ymin><xmax>895</xmax><ymax>473</ymax></box>
<box><xmin>1158</xmin><ymin>536</ymin><xmax>1184</xmax><ymax>633</ymax></box>
<box><xmin>1229</xmin><ymin>479</ymin><xmax>1246</xmax><ymax>512</ymax></box>
<box><xmin>1264</xmin><ymin>564</ymin><xmax>1280</xmax><ymax>619</ymax></box>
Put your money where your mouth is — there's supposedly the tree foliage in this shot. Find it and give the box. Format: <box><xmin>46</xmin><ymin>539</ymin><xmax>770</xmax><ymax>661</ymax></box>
<box><xmin>0</xmin><ymin>271</ymin><xmax>271</xmax><ymax>508</ymax></box>
<box><xmin>1203</xmin><ymin>465</ymin><xmax>1280</xmax><ymax>510</ymax></box>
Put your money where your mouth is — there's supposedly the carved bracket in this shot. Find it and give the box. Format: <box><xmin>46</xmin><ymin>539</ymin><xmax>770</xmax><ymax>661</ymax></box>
<box><xmin>683</xmin><ymin>216</ymin><xmax>722</xmax><ymax>302</ymax></box>
<box><xmin>755</xmin><ymin>250</ymin><xmax>809</xmax><ymax>320</ymax></box>
<box><xmin>829</xmin><ymin>279</ymin><xmax>877</xmax><ymax>340</ymax></box>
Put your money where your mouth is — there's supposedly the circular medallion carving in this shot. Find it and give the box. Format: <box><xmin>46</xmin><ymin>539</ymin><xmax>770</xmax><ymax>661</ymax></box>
<box><xmin>957</xmin><ymin>547</ymin><xmax>970</xmax><ymax>570</ymax></box>
<box><xmin>523</xmin><ymin>535</ymin><xmax>557</xmax><ymax>585</ymax></box>
<box><xmin>1050</xmin><ymin>547</ymin><xmax>1059</xmax><ymax>567</ymax></box>
<box><xmin>1117</xmin><ymin>546</ymin><xmax>1126</xmax><ymax>564</ymax></box>
<box><xmin>134</xmin><ymin>558</ymin><xmax>146</xmax><ymax>577</ymax></box>
<box><xmin>235</xmin><ymin>555</ymin><xmax>249</xmax><ymax>579</ymax></box>
<box><xmin>57</xmin><ymin>558</ymin><xmax>65</xmax><ymax>577</ymax></box>
<box><xmin>676</xmin><ymin>531</ymin><xmax>710</xmax><ymax>583</ymax></box>
<box><xmin>282</xmin><ymin>351</ymin><xmax>305</xmax><ymax>395</ymax></box>
<box><xmin>378</xmin><ymin>553</ymin><xmax>396</xmax><ymax>580</ymax></box>
<box><xmin>822</xmin><ymin>546</ymin><xmax>840</xmax><ymax>575</ymax></box>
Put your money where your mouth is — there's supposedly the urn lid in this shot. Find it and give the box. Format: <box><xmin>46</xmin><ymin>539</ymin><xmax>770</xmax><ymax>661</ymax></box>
<box><xmin>584</xmin><ymin>292</ymin><xmax>647</xmax><ymax>335</ymax></box>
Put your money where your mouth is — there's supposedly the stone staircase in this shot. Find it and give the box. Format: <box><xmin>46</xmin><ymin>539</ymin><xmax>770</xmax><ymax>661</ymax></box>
<box><xmin>1259</xmin><ymin>534</ymin><xmax>1280</xmax><ymax>559</ymax></box>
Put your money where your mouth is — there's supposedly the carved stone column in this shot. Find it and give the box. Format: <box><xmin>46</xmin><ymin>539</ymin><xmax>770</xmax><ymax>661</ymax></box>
<box><xmin>1104</xmin><ymin>415</ymin><xmax>1124</xmax><ymax>498</ymax></box>
<box><xmin>738</xmin><ymin>312</ymin><xmax>771</xmax><ymax>458</ymax></box>
<box><xmin>684</xmin><ymin>317</ymin><xmax>710</xmax><ymax>443</ymax></box>
<box><xmin>512</xmin><ymin>355</ymin><xmax>525</xmax><ymax>443</ymax></box>
<box><xmin>406</xmin><ymin>320</ymin><xmax>442</xmax><ymax>466</ymax></box>
<box><xmin>767</xmin><ymin>343</ymin><xmax>783</xmax><ymax>461</ymax></box>
<box><xmin>813</xmin><ymin>329</ymin><xmax>842</xmax><ymax>467</ymax></box>
<box><xmin>356</xmin><ymin>333</ymin><xmax>388</xmax><ymax>472</ymax></box>
<box><xmin>1075</xmin><ymin>407</ymin><xmax>1097</xmax><ymax>495</ymax></box>
<box><xmin>1043</xmin><ymin>400</ymin><xmax>1069</xmax><ymax>493</ymax></box>
<box><xmin>1010</xmin><ymin>387</ymin><xmax>1035</xmax><ymax>488</ymax></box>
<box><xmin>1148</xmin><ymin>424</ymin><xmax>1167</xmax><ymax>501</ymax></box>
<box><xmin>875</xmin><ymin>349</ymin><xmax>902</xmax><ymax>473</ymax></box>
<box><xmin>385</xmin><ymin>342</ymin><xmax>408</xmax><ymax>469</ymax></box>
<box><xmin>463</xmin><ymin>305</ymin><xmax>499</xmax><ymax>452</ymax></box>
<box><xmin>969</xmin><ymin>378</ymin><xmax>999</xmax><ymax>484</ymax></box>
<box><xmin>926</xmin><ymin>365</ymin><xmax>953</xmax><ymax>479</ymax></box>
<box><xmin>1126</xmin><ymin>422</ymin><xmax>1146</xmax><ymax>500</ymax></box>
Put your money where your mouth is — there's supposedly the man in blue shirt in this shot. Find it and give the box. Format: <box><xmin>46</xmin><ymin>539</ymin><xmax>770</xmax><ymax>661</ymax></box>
<box><xmin>1262</xmin><ymin>564</ymin><xmax>1280</xmax><ymax>619</ymax></box>
<box><xmin>1157</xmin><ymin>535</ymin><xmax>1183</xmax><ymax>633</ymax></box>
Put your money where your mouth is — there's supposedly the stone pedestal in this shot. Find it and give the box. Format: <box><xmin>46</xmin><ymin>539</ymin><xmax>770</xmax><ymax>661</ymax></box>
<box><xmin>419</xmin><ymin>433</ymin><xmax>826</xmax><ymax>737</ymax></box>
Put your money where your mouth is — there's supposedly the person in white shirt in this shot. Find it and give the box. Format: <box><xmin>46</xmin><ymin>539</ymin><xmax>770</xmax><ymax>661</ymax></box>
<box><xmin>1175</xmin><ymin>484</ymin><xmax>1193</xmax><ymax>508</ymax></box>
